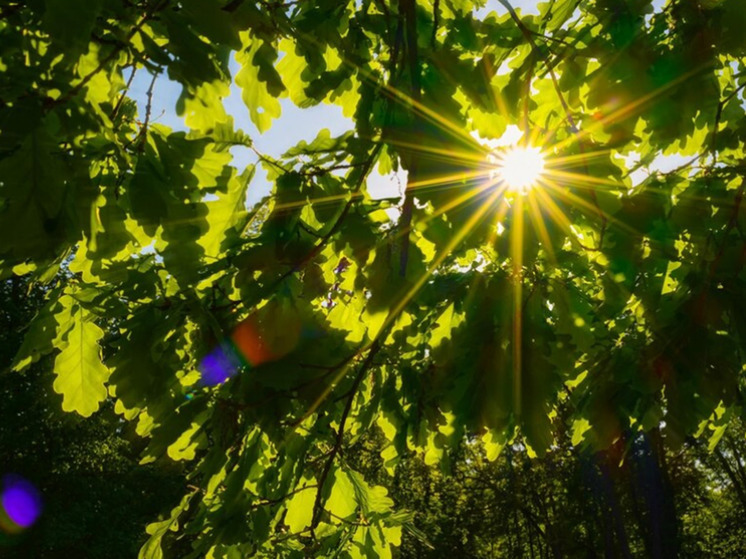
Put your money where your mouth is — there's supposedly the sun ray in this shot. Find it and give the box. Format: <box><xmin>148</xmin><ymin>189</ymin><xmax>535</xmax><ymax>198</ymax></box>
<box><xmin>540</xmin><ymin>178</ymin><xmax>641</xmax><ymax>239</ymax></box>
<box><xmin>543</xmin><ymin>168</ymin><xmax>626</xmax><ymax>190</ymax></box>
<box><xmin>531</xmin><ymin>187</ymin><xmax>590</xmax><ymax>249</ymax></box>
<box><xmin>264</xmin><ymin>164</ymin><xmax>492</xmax><ymax>217</ymax></box>
<box><xmin>269</xmin><ymin>191</ymin><xmax>357</xmax><ymax>214</ymax></box>
<box><xmin>526</xmin><ymin>187</ymin><xmax>557</xmax><ymax>264</ymax></box>
<box><xmin>406</xmin><ymin>168</ymin><xmax>492</xmax><ymax>191</ymax></box>
<box><xmin>282</xmin><ymin>25</ymin><xmax>481</xmax><ymax>151</ymax></box>
<box><xmin>547</xmin><ymin>149</ymin><xmax>615</xmax><ymax>168</ymax></box>
<box><xmin>292</xmin><ymin>178</ymin><xmax>508</xmax><ymax>427</ymax></box>
<box><xmin>511</xmin><ymin>191</ymin><xmax>525</xmax><ymax>418</ymax></box>
<box><xmin>258</xmin><ymin>164</ymin><xmax>489</xmax><ymax>217</ymax></box>
<box><xmin>264</xmin><ymin>167</ymin><xmax>490</xmax><ymax>217</ymax></box>
<box><xmin>552</xmin><ymin>63</ymin><xmax>712</xmax><ymax>153</ymax></box>
<box><xmin>382</xmin><ymin>137</ymin><xmax>490</xmax><ymax>163</ymax></box>
<box><xmin>486</xmin><ymin>195</ymin><xmax>513</xmax><ymax>248</ymax></box>
<box><xmin>384</xmin><ymin>181</ymin><xmax>509</xmax><ymax>330</ymax></box>
<box><xmin>382</xmin><ymin>177</ymin><xmax>506</xmax><ymax>261</ymax></box>
<box><xmin>541</xmin><ymin>178</ymin><xmax>685</xmax><ymax>261</ymax></box>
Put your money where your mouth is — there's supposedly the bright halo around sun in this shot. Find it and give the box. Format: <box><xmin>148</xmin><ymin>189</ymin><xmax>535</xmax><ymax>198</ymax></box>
<box><xmin>492</xmin><ymin>146</ymin><xmax>546</xmax><ymax>193</ymax></box>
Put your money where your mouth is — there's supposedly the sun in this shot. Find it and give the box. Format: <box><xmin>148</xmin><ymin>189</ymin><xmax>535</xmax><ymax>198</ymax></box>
<box><xmin>492</xmin><ymin>146</ymin><xmax>546</xmax><ymax>193</ymax></box>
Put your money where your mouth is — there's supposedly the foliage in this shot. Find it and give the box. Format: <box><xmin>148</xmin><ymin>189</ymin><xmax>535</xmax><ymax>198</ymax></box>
<box><xmin>2</xmin><ymin>0</ymin><xmax>746</xmax><ymax>556</ymax></box>
<box><xmin>0</xmin><ymin>277</ymin><xmax>186</xmax><ymax>558</ymax></box>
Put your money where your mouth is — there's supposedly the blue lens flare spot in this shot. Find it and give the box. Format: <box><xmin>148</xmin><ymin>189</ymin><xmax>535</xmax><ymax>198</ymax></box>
<box><xmin>0</xmin><ymin>475</ymin><xmax>42</xmax><ymax>531</ymax></box>
<box><xmin>198</xmin><ymin>342</ymin><xmax>243</xmax><ymax>386</ymax></box>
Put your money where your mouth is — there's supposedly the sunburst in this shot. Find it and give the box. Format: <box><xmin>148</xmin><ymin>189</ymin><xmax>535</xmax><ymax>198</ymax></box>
<box><xmin>491</xmin><ymin>146</ymin><xmax>546</xmax><ymax>194</ymax></box>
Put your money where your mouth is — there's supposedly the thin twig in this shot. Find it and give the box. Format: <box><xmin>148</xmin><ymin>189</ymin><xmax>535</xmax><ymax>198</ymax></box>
<box><xmin>140</xmin><ymin>71</ymin><xmax>158</xmax><ymax>141</ymax></box>
<box><xmin>709</xmin><ymin>81</ymin><xmax>746</xmax><ymax>169</ymax></box>
<box><xmin>250</xmin><ymin>484</ymin><xmax>319</xmax><ymax>510</ymax></box>
<box><xmin>431</xmin><ymin>0</ymin><xmax>440</xmax><ymax>49</ymax></box>
<box><xmin>310</xmin><ymin>340</ymin><xmax>382</xmax><ymax>534</ymax></box>
<box><xmin>251</xmin><ymin>145</ymin><xmax>292</xmax><ymax>175</ymax></box>
<box><xmin>123</xmin><ymin>68</ymin><xmax>160</xmax><ymax>151</ymax></box>
<box><xmin>111</xmin><ymin>66</ymin><xmax>138</xmax><ymax>120</ymax></box>
<box><xmin>303</xmin><ymin>161</ymin><xmax>368</xmax><ymax>177</ymax></box>
<box><xmin>530</xmin><ymin>29</ymin><xmax>571</xmax><ymax>47</ymax></box>
<box><xmin>523</xmin><ymin>55</ymin><xmax>535</xmax><ymax>138</ymax></box>
<box><xmin>298</xmin><ymin>221</ymin><xmax>323</xmax><ymax>238</ymax></box>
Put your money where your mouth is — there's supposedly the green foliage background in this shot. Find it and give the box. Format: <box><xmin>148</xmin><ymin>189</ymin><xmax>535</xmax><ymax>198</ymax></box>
<box><xmin>2</xmin><ymin>0</ymin><xmax>746</xmax><ymax>557</ymax></box>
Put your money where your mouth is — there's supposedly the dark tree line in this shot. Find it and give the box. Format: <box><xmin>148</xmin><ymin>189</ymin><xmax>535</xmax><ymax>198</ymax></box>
<box><xmin>349</xmin><ymin>420</ymin><xmax>746</xmax><ymax>558</ymax></box>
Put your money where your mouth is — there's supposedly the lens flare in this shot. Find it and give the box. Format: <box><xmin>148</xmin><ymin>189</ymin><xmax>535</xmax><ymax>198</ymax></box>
<box><xmin>0</xmin><ymin>475</ymin><xmax>42</xmax><ymax>533</ymax></box>
<box><xmin>492</xmin><ymin>146</ymin><xmax>546</xmax><ymax>193</ymax></box>
<box><xmin>197</xmin><ymin>312</ymin><xmax>304</xmax><ymax>387</ymax></box>
<box><xmin>230</xmin><ymin>320</ymin><xmax>276</xmax><ymax>366</ymax></box>
<box><xmin>199</xmin><ymin>342</ymin><xmax>244</xmax><ymax>386</ymax></box>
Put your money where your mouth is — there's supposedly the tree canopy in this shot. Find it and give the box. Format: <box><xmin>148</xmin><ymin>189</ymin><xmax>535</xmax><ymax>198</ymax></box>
<box><xmin>2</xmin><ymin>0</ymin><xmax>746</xmax><ymax>557</ymax></box>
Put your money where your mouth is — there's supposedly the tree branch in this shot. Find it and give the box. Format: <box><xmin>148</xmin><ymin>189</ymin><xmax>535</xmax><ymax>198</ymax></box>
<box><xmin>110</xmin><ymin>65</ymin><xmax>138</xmax><ymax>120</ymax></box>
<box><xmin>398</xmin><ymin>0</ymin><xmax>421</xmax><ymax>277</ymax></box>
<box><xmin>123</xmin><ymin>68</ymin><xmax>160</xmax><ymax>151</ymax></box>
<box><xmin>708</xmin><ymin>81</ymin><xmax>746</xmax><ymax>169</ymax></box>
<box><xmin>310</xmin><ymin>339</ymin><xmax>382</xmax><ymax>534</ymax></box>
<box><xmin>53</xmin><ymin>0</ymin><xmax>170</xmax><ymax>109</ymax></box>
<box><xmin>272</xmin><ymin>143</ymin><xmax>383</xmax><ymax>286</ymax></box>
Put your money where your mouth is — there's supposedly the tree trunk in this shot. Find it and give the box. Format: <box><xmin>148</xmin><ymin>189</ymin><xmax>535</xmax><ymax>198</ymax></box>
<box><xmin>597</xmin><ymin>457</ymin><xmax>633</xmax><ymax>559</ymax></box>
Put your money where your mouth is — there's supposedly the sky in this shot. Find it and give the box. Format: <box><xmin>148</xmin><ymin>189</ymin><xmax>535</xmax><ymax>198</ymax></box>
<box><xmin>128</xmin><ymin>0</ymin><xmax>680</xmax><ymax>208</ymax></box>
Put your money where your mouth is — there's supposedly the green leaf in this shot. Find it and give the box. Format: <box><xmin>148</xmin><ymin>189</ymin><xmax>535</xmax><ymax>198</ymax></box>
<box><xmin>284</xmin><ymin>478</ymin><xmax>316</xmax><ymax>533</ymax></box>
<box><xmin>42</xmin><ymin>0</ymin><xmax>104</xmax><ymax>51</ymax></box>
<box><xmin>11</xmin><ymin>292</ymin><xmax>73</xmax><ymax>372</ymax></box>
<box><xmin>0</xmin><ymin>125</ymin><xmax>75</xmax><ymax>262</ymax></box>
<box><xmin>166</xmin><ymin>410</ymin><xmax>208</xmax><ymax>461</ymax></box>
<box><xmin>235</xmin><ymin>33</ymin><xmax>283</xmax><ymax>133</ymax></box>
<box><xmin>542</xmin><ymin>0</ymin><xmax>576</xmax><ymax>30</ymax></box>
<box><xmin>139</xmin><ymin>493</ymin><xmax>193</xmax><ymax>559</ymax></box>
<box><xmin>53</xmin><ymin>305</ymin><xmax>110</xmax><ymax>417</ymax></box>
<box><xmin>571</xmin><ymin>418</ymin><xmax>592</xmax><ymax>446</ymax></box>
<box><xmin>346</xmin><ymin>469</ymin><xmax>394</xmax><ymax>515</ymax></box>
<box><xmin>326</xmin><ymin>466</ymin><xmax>358</xmax><ymax>519</ymax></box>
<box><xmin>198</xmin><ymin>165</ymin><xmax>254</xmax><ymax>258</ymax></box>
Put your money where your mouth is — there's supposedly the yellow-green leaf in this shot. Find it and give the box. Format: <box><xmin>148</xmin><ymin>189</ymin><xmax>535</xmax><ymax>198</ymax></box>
<box><xmin>53</xmin><ymin>307</ymin><xmax>110</xmax><ymax>417</ymax></box>
<box><xmin>326</xmin><ymin>466</ymin><xmax>357</xmax><ymax>519</ymax></box>
<box><xmin>284</xmin><ymin>478</ymin><xmax>316</xmax><ymax>533</ymax></box>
